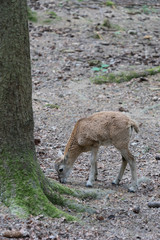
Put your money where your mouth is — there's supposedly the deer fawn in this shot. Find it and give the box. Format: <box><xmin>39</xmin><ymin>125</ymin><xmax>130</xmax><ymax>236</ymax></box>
<box><xmin>55</xmin><ymin>111</ymin><xmax>139</xmax><ymax>192</ymax></box>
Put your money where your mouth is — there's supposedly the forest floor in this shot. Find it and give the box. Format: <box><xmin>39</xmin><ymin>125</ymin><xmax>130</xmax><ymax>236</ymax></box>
<box><xmin>1</xmin><ymin>0</ymin><xmax>160</xmax><ymax>239</ymax></box>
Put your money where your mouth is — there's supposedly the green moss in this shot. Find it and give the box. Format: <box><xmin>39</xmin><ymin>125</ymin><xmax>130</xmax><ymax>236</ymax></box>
<box><xmin>50</xmin><ymin>180</ymin><xmax>98</xmax><ymax>200</ymax></box>
<box><xmin>0</xmin><ymin>150</ymin><xmax>76</xmax><ymax>220</ymax></box>
<box><xmin>0</xmin><ymin>149</ymin><xmax>99</xmax><ymax>221</ymax></box>
<box><xmin>77</xmin><ymin>189</ymin><xmax>98</xmax><ymax>200</ymax></box>
<box><xmin>65</xmin><ymin>199</ymin><xmax>95</xmax><ymax>214</ymax></box>
<box><xmin>91</xmin><ymin>66</ymin><xmax>160</xmax><ymax>84</ymax></box>
<box><xmin>50</xmin><ymin>180</ymin><xmax>77</xmax><ymax>196</ymax></box>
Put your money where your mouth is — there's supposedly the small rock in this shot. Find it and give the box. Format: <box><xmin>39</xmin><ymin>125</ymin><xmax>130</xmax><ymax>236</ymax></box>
<box><xmin>98</xmin><ymin>94</ymin><xmax>106</xmax><ymax>100</ymax></box>
<box><xmin>88</xmin><ymin>60</ymin><xmax>101</xmax><ymax>66</ymax></box>
<box><xmin>108</xmin><ymin>214</ymin><xmax>115</xmax><ymax>220</ymax></box>
<box><xmin>131</xmin><ymin>142</ymin><xmax>138</xmax><ymax>146</ymax></box>
<box><xmin>58</xmin><ymin>94</ymin><xmax>64</xmax><ymax>98</ymax></box>
<box><xmin>34</xmin><ymin>138</ymin><xmax>41</xmax><ymax>145</ymax></box>
<box><xmin>63</xmin><ymin>66</ymin><xmax>71</xmax><ymax>71</ymax></box>
<box><xmin>128</xmin><ymin>30</ymin><xmax>137</xmax><ymax>35</ymax></box>
<box><xmin>118</xmin><ymin>107</ymin><xmax>129</xmax><ymax>112</ymax></box>
<box><xmin>138</xmin><ymin>77</ymin><xmax>148</xmax><ymax>82</ymax></box>
<box><xmin>133</xmin><ymin>206</ymin><xmax>140</xmax><ymax>214</ymax></box>
<box><xmin>52</xmin><ymin>126</ymin><xmax>56</xmax><ymax>131</ymax></box>
<box><xmin>48</xmin><ymin>235</ymin><xmax>60</xmax><ymax>240</ymax></box>
<box><xmin>96</xmin><ymin>215</ymin><xmax>104</xmax><ymax>221</ymax></box>
<box><xmin>152</xmin><ymin>96</ymin><xmax>158</xmax><ymax>102</ymax></box>
<box><xmin>35</xmin><ymin>214</ymin><xmax>44</xmax><ymax>220</ymax></box>
<box><xmin>155</xmin><ymin>155</ymin><xmax>160</xmax><ymax>160</ymax></box>
<box><xmin>2</xmin><ymin>230</ymin><xmax>29</xmax><ymax>238</ymax></box>
<box><xmin>100</xmin><ymin>41</ymin><xmax>110</xmax><ymax>46</ymax></box>
<box><xmin>148</xmin><ymin>202</ymin><xmax>160</xmax><ymax>208</ymax></box>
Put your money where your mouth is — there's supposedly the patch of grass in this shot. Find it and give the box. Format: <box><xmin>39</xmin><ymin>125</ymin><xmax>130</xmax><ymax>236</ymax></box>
<box><xmin>105</xmin><ymin>1</ymin><xmax>115</xmax><ymax>7</ymax></box>
<box><xmin>43</xmin><ymin>19</ymin><xmax>52</xmax><ymax>24</ymax></box>
<box><xmin>142</xmin><ymin>5</ymin><xmax>150</xmax><ymax>15</ymax></box>
<box><xmin>144</xmin><ymin>146</ymin><xmax>151</xmax><ymax>153</ymax></box>
<box><xmin>93</xmin><ymin>32</ymin><xmax>101</xmax><ymax>39</ymax></box>
<box><xmin>91</xmin><ymin>72</ymin><xmax>140</xmax><ymax>84</ymax></box>
<box><xmin>113</xmin><ymin>24</ymin><xmax>124</xmax><ymax>31</ymax></box>
<box><xmin>146</xmin><ymin>66</ymin><xmax>160</xmax><ymax>75</ymax></box>
<box><xmin>102</xmin><ymin>19</ymin><xmax>112</xmax><ymax>28</ymax></box>
<box><xmin>102</xmin><ymin>19</ymin><xmax>124</xmax><ymax>31</ymax></box>
<box><xmin>46</xmin><ymin>104</ymin><xmax>59</xmax><ymax>109</ymax></box>
<box><xmin>113</xmin><ymin>31</ymin><xmax>122</xmax><ymax>36</ymax></box>
<box><xmin>27</xmin><ymin>7</ymin><xmax>38</xmax><ymax>23</ymax></box>
<box><xmin>48</xmin><ymin>11</ymin><xmax>58</xmax><ymax>19</ymax></box>
<box><xmin>47</xmin><ymin>11</ymin><xmax>61</xmax><ymax>20</ymax></box>
<box><xmin>43</xmin><ymin>11</ymin><xmax>62</xmax><ymax>24</ymax></box>
<box><xmin>126</xmin><ymin>9</ymin><xmax>142</xmax><ymax>15</ymax></box>
<box><xmin>141</xmin><ymin>5</ymin><xmax>157</xmax><ymax>15</ymax></box>
<box><xmin>88</xmin><ymin>60</ymin><xmax>102</xmax><ymax>67</ymax></box>
<box><xmin>91</xmin><ymin>66</ymin><xmax>160</xmax><ymax>84</ymax></box>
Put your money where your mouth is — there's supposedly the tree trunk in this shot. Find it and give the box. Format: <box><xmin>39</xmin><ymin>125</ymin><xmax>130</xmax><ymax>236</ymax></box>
<box><xmin>0</xmin><ymin>0</ymin><xmax>34</xmax><ymax>151</ymax></box>
<box><xmin>0</xmin><ymin>0</ymin><xmax>79</xmax><ymax>220</ymax></box>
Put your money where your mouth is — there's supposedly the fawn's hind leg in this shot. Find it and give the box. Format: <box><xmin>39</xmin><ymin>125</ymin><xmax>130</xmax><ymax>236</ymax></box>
<box><xmin>121</xmin><ymin>149</ymin><xmax>138</xmax><ymax>192</ymax></box>
<box><xmin>112</xmin><ymin>156</ymin><xmax>127</xmax><ymax>185</ymax></box>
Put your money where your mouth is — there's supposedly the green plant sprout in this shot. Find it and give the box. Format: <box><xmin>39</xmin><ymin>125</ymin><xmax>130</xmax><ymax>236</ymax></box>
<box><xmin>105</xmin><ymin>1</ymin><xmax>115</xmax><ymax>7</ymax></box>
<box><xmin>46</xmin><ymin>104</ymin><xmax>59</xmax><ymax>109</ymax></box>
<box><xmin>92</xmin><ymin>64</ymin><xmax>110</xmax><ymax>73</ymax></box>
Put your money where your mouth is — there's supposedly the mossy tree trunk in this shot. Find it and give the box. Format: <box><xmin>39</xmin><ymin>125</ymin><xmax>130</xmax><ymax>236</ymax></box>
<box><xmin>0</xmin><ymin>0</ymin><xmax>77</xmax><ymax>220</ymax></box>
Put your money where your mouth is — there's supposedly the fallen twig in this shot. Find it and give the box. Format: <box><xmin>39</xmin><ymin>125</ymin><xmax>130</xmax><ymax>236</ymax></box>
<box><xmin>148</xmin><ymin>202</ymin><xmax>160</xmax><ymax>208</ymax></box>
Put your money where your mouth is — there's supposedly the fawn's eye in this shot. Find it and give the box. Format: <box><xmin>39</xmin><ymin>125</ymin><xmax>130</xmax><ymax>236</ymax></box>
<box><xmin>59</xmin><ymin>167</ymin><xmax>63</xmax><ymax>173</ymax></box>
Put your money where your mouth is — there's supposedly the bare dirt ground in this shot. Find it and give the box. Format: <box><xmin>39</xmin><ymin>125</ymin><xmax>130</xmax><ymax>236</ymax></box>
<box><xmin>0</xmin><ymin>0</ymin><xmax>160</xmax><ymax>239</ymax></box>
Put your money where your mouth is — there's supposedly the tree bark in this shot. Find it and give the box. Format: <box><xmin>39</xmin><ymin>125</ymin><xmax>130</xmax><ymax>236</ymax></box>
<box><xmin>0</xmin><ymin>0</ymin><xmax>34</xmax><ymax>152</ymax></box>
<box><xmin>0</xmin><ymin>0</ymin><xmax>80</xmax><ymax>220</ymax></box>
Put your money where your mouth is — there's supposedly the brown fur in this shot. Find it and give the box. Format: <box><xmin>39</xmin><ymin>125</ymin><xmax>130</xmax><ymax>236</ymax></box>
<box><xmin>64</xmin><ymin>112</ymin><xmax>138</xmax><ymax>162</ymax></box>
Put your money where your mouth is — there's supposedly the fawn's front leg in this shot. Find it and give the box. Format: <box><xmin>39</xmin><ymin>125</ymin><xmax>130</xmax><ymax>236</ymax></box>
<box><xmin>86</xmin><ymin>148</ymin><xmax>98</xmax><ymax>187</ymax></box>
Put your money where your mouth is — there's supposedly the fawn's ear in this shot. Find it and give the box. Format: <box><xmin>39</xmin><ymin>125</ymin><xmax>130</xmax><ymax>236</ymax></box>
<box><xmin>64</xmin><ymin>153</ymin><xmax>68</xmax><ymax>163</ymax></box>
<box><xmin>57</xmin><ymin>149</ymin><xmax>64</xmax><ymax>159</ymax></box>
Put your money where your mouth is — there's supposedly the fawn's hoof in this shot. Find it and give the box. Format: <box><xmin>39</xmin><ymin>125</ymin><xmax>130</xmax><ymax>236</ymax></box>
<box><xmin>86</xmin><ymin>181</ymin><xmax>93</xmax><ymax>188</ymax></box>
<box><xmin>112</xmin><ymin>180</ymin><xmax>119</xmax><ymax>186</ymax></box>
<box><xmin>128</xmin><ymin>186</ymin><xmax>138</xmax><ymax>193</ymax></box>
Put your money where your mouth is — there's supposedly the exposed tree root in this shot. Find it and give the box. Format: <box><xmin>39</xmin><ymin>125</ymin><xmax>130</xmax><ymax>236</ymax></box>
<box><xmin>0</xmin><ymin>151</ymin><xmax>97</xmax><ymax>221</ymax></box>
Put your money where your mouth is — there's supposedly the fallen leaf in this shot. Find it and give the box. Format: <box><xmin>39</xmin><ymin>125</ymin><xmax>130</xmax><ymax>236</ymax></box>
<box><xmin>143</xmin><ymin>35</ymin><xmax>152</xmax><ymax>39</ymax></box>
<box><xmin>2</xmin><ymin>230</ymin><xmax>29</xmax><ymax>238</ymax></box>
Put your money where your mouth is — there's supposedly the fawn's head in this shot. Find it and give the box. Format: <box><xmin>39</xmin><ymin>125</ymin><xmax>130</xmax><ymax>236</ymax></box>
<box><xmin>55</xmin><ymin>150</ymin><xmax>72</xmax><ymax>183</ymax></box>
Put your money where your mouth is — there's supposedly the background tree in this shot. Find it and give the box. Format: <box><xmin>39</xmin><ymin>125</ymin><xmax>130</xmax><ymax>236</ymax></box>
<box><xmin>0</xmin><ymin>0</ymin><xmax>90</xmax><ymax>219</ymax></box>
